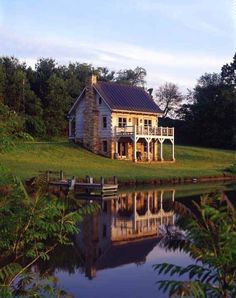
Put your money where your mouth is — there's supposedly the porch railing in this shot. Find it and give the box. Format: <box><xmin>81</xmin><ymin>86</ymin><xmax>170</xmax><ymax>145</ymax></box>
<box><xmin>114</xmin><ymin>126</ymin><xmax>174</xmax><ymax>137</ymax></box>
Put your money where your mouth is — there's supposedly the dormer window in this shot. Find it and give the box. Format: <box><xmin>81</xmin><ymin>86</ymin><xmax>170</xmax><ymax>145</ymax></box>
<box><xmin>99</xmin><ymin>97</ymin><xmax>102</xmax><ymax>104</ymax></box>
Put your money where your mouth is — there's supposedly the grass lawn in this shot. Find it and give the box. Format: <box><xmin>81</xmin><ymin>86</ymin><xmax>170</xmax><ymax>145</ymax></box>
<box><xmin>0</xmin><ymin>142</ymin><xmax>235</xmax><ymax>182</ymax></box>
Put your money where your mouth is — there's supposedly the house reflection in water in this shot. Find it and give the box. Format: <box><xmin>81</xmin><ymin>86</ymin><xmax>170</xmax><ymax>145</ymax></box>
<box><xmin>75</xmin><ymin>189</ymin><xmax>176</xmax><ymax>279</ymax></box>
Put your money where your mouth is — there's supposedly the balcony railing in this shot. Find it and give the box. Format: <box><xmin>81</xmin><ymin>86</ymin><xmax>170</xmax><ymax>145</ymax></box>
<box><xmin>114</xmin><ymin>126</ymin><xmax>174</xmax><ymax>138</ymax></box>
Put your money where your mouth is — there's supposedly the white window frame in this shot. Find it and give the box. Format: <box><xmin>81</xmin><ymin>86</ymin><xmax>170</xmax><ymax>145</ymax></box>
<box><xmin>144</xmin><ymin>119</ymin><xmax>152</xmax><ymax>127</ymax></box>
<box><xmin>118</xmin><ymin>117</ymin><xmax>127</xmax><ymax>127</ymax></box>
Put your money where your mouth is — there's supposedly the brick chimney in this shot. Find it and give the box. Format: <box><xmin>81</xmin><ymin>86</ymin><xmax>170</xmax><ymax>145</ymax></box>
<box><xmin>83</xmin><ymin>74</ymin><xmax>100</xmax><ymax>153</ymax></box>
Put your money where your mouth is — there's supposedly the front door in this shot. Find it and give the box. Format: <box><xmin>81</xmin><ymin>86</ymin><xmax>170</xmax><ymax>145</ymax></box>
<box><xmin>118</xmin><ymin>142</ymin><xmax>127</xmax><ymax>157</ymax></box>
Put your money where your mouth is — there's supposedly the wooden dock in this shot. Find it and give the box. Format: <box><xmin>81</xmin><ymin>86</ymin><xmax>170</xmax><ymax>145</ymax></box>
<box><xmin>46</xmin><ymin>171</ymin><xmax>118</xmax><ymax>196</ymax></box>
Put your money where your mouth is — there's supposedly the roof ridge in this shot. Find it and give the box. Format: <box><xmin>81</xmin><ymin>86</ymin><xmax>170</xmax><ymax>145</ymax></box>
<box><xmin>96</xmin><ymin>80</ymin><xmax>147</xmax><ymax>91</ymax></box>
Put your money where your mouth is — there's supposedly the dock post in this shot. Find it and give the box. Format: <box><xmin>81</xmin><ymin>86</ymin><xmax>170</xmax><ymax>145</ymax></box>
<box><xmin>69</xmin><ymin>176</ymin><xmax>76</xmax><ymax>190</ymax></box>
<box><xmin>86</xmin><ymin>176</ymin><xmax>93</xmax><ymax>184</ymax></box>
<box><xmin>100</xmin><ymin>177</ymin><xmax>104</xmax><ymax>194</ymax></box>
<box><xmin>113</xmin><ymin>176</ymin><xmax>118</xmax><ymax>185</ymax></box>
<box><xmin>59</xmin><ymin>170</ymin><xmax>64</xmax><ymax>180</ymax></box>
<box><xmin>46</xmin><ymin>171</ymin><xmax>50</xmax><ymax>182</ymax></box>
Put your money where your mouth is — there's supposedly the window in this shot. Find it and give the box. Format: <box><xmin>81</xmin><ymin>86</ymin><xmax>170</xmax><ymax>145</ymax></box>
<box><xmin>103</xmin><ymin>116</ymin><xmax>107</xmax><ymax>128</ymax></box>
<box><xmin>103</xmin><ymin>140</ymin><xmax>108</xmax><ymax>152</ymax></box>
<box><xmin>144</xmin><ymin>119</ymin><xmax>152</xmax><ymax>127</ymax></box>
<box><xmin>99</xmin><ymin>97</ymin><xmax>102</xmax><ymax>104</ymax></box>
<box><xmin>118</xmin><ymin>117</ymin><xmax>127</xmax><ymax>127</ymax></box>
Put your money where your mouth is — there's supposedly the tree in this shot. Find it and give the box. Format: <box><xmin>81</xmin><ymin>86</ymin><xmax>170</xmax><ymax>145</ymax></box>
<box><xmin>155</xmin><ymin>82</ymin><xmax>183</xmax><ymax>118</ymax></box>
<box><xmin>24</xmin><ymin>88</ymin><xmax>46</xmax><ymax>137</ymax></box>
<box><xmin>0</xmin><ymin>64</ymin><xmax>6</xmax><ymax>103</ymax></box>
<box><xmin>179</xmin><ymin>71</ymin><xmax>236</xmax><ymax>149</ymax></box>
<box><xmin>116</xmin><ymin>66</ymin><xmax>147</xmax><ymax>87</ymax></box>
<box><xmin>0</xmin><ymin>167</ymin><xmax>96</xmax><ymax>297</ymax></box>
<box><xmin>95</xmin><ymin>66</ymin><xmax>115</xmax><ymax>82</ymax></box>
<box><xmin>154</xmin><ymin>193</ymin><xmax>236</xmax><ymax>298</ymax></box>
<box><xmin>34</xmin><ymin>58</ymin><xmax>58</xmax><ymax>101</ymax></box>
<box><xmin>0</xmin><ymin>102</ymin><xmax>33</xmax><ymax>152</ymax></box>
<box><xmin>43</xmin><ymin>74</ymin><xmax>69</xmax><ymax>136</ymax></box>
<box><xmin>0</xmin><ymin>57</ymin><xmax>27</xmax><ymax>112</ymax></box>
<box><xmin>221</xmin><ymin>53</ymin><xmax>236</xmax><ymax>86</ymax></box>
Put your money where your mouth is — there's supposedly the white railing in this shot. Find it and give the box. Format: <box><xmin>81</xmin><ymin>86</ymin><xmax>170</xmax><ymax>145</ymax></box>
<box><xmin>114</xmin><ymin>126</ymin><xmax>174</xmax><ymax>137</ymax></box>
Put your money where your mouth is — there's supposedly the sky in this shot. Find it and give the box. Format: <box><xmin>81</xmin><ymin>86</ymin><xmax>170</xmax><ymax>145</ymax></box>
<box><xmin>0</xmin><ymin>0</ymin><xmax>235</xmax><ymax>91</ymax></box>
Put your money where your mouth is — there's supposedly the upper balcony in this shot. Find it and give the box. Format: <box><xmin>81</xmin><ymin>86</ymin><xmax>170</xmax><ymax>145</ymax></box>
<box><xmin>114</xmin><ymin>126</ymin><xmax>174</xmax><ymax>139</ymax></box>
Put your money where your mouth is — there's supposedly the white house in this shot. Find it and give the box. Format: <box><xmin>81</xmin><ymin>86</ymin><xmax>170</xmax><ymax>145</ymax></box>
<box><xmin>68</xmin><ymin>74</ymin><xmax>175</xmax><ymax>162</ymax></box>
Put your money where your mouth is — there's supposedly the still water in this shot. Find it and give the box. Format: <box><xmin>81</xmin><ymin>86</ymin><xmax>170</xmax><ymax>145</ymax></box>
<box><xmin>44</xmin><ymin>182</ymin><xmax>236</xmax><ymax>298</ymax></box>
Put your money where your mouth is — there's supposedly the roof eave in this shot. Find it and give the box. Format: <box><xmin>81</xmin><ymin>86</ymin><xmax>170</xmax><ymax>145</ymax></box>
<box><xmin>93</xmin><ymin>85</ymin><xmax>112</xmax><ymax>111</ymax></box>
<box><xmin>112</xmin><ymin>109</ymin><xmax>163</xmax><ymax>116</ymax></box>
<box><xmin>68</xmin><ymin>88</ymin><xmax>86</xmax><ymax>115</ymax></box>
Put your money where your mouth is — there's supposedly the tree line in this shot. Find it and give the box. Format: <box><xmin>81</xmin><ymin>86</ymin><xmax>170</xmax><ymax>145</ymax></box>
<box><xmin>0</xmin><ymin>57</ymin><xmax>147</xmax><ymax>139</ymax></box>
<box><xmin>159</xmin><ymin>53</ymin><xmax>236</xmax><ymax>150</ymax></box>
<box><xmin>0</xmin><ymin>54</ymin><xmax>235</xmax><ymax>149</ymax></box>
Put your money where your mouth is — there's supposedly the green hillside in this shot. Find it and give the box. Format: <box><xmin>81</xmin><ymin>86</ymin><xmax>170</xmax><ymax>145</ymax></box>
<box><xmin>0</xmin><ymin>142</ymin><xmax>235</xmax><ymax>182</ymax></box>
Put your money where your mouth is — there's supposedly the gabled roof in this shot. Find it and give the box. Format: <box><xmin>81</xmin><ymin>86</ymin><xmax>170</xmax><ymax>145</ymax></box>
<box><xmin>95</xmin><ymin>81</ymin><xmax>163</xmax><ymax>114</ymax></box>
<box><xmin>68</xmin><ymin>81</ymin><xmax>163</xmax><ymax>115</ymax></box>
<box><xmin>68</xmin><ymin>88</ymin><xmax>86</xmax><ymax>115</ymax></box>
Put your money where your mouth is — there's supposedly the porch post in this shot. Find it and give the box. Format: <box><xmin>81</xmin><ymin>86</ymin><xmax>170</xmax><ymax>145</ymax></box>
<box><xmin>152</xmin><ymin>140</ymin><xmax>156</xmax><ymax>161</ymax></box>
<box><xmin>155</xmin><ymin>140</ymin><xmax>158</xmax><ymax>161</ymax></box>
<box><xmin>115</xmin><ymin>139</ymin><xmax>118</xmax><ymax>154</ymax></box>
<box><xmin>147</xmin><ymin>139</ymin><xmax>150</xmax><ymax>161</ymax></box>
<box><xmin>171</xmin><ymin>139</ymin><xmax>175</xmax><ymax>161</ymax></box>
<box><xmin>158</xmin><ymin>140</ymin><xmax>164</xmax><ymax>161</ymax></box>
<box><xmin>133</xmin><ymin>125</ymin><xmax>137</xmax><ymax>162</ymax></box>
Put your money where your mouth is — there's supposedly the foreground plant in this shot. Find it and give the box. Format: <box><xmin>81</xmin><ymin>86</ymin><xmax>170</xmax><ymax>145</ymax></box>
<box><xmin>0</xmin><ymin>166</ymin><xmax>95</xmax><ymax>297</ymax></box>
<box><xmin>154</xmin><ymin>193</ymin><xmax>236</xmax><ymax>298</ymax></box>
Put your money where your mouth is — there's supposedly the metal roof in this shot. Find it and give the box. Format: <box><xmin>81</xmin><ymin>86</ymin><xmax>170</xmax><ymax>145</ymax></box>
<box><xmin>94</xmin><ymin>81</ymin><xmax>163</xmax><ymax>114</ymax></box>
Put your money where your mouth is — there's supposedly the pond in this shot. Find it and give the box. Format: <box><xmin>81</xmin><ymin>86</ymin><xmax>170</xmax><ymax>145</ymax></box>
<box><xmin>39</xmin><ymin>181</ymin><xmax>236</xmax><ymax>298</ymax></box>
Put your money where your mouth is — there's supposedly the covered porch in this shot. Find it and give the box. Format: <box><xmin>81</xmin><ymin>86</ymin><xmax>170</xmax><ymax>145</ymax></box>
<box><xmin>113</xmin><ymin>126</ymin><xmax>175</xmax><ymax>162</ymax></box>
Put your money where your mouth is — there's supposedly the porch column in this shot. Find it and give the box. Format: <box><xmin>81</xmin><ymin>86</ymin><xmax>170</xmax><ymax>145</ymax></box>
<box><xmin>155</xmin><ymin>140</ymin><xmax>158</xmax><ymax>161</ymax></box>
<box><xmin>133</xmin><ymin>125</ymin><xmax>137</xmax><ymax>162</ymax></box>
<box><xmin>115</xmin><ymin>139</ymin><xmax>118</xmax><ymax>154</ymax></box>
<box><xmin>147</xmin><ymin>140</ymin><xmax>150</xmax><ymax>161</ymax></box>
<box><xmin>152</xmin><ymin>140</ymin><xmax>157</xmax><ymax>161</ymax></box>
<box><xmin>171</xmin><ymin>139</ymin><xmax>175</xmax><ymax>161</ymax></box>
<box><xmin>158</xmin><ymin>140</ymin><xmax>164</xmax><ymax>161</ymax></box>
